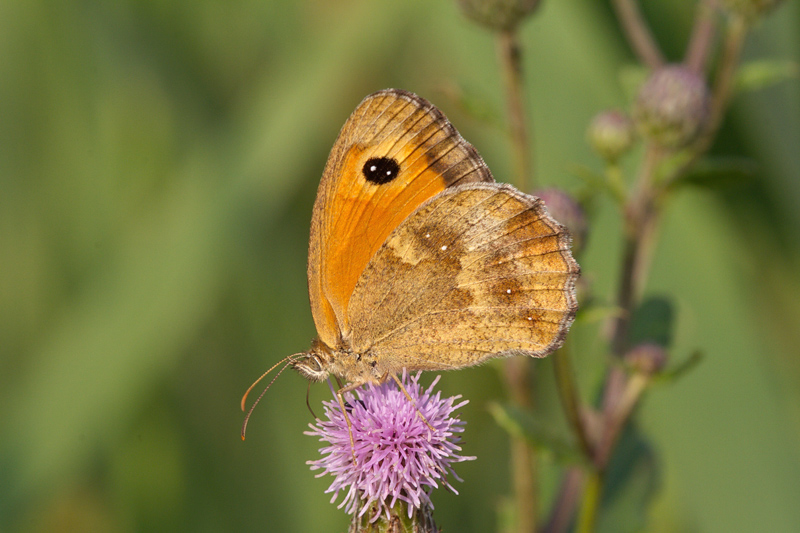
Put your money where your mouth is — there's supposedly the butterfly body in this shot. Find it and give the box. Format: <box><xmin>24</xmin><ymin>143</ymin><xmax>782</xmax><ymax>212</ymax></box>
<box><xmin>289</xmin><ymin>89</ymin><xmax>579</xmax><ymax>393</ymax></box>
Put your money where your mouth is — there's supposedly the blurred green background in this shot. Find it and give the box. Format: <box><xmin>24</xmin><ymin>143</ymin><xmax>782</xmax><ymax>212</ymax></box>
<box><xmin>1</xmin><ymin>1</ymin><xmax>799</xmax><ymax>531</ymax></box>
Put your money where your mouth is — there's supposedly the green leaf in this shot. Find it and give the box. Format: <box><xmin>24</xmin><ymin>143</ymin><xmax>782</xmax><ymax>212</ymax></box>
<box><xmin>576</xmin><ymin>302</ymin><xmax>625</xmax><ymax>325</ymax></box>
<box><xmin>668</xmin><ymin>156</ymin><xmax>758</xmax><ymax>192</ymax></box>
<box><xmin>487</xmin><ymin>402</ymin><xmax>586</xmax><ymax>466</ymax></box>
<box><xmin>629</xmin><ymin>296</ymin><xmax>675</xmax><ymax>348</ymax></box>
<box><xmin>735</xmin><ymin>60</ymin><xmax>800</xmax><ymax>95</ymax></box>
<box><xmin>653</xmin><ymin>350</ymin><xmax>704</xmax><ymax>385</ymax></box>
<box><xmin>596</xmin><ymin>424</ymin><xmax>661</xmax><ymax>533</ymax></box>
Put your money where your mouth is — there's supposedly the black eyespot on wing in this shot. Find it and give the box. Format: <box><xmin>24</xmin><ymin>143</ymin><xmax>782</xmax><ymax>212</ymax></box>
<box><xmin>362</xmin><ymin>157</ymin><xmax>400</xmax><ymax>184</ymax></box>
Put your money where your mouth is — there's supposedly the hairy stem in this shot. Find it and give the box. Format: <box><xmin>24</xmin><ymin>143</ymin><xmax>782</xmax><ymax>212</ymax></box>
<box><xmin>497</xmin><ymin>29</ymin><xmax>534</xmax><ymax>191</ymax></box>
<box><xmin>685</xmin><ymin>0</ymin><xmax>717</xmax><ymax>74</ymax></box>
<box><xmin>611</xmin><ymin>0</ymin><xmax>665</xmax><ymax>69</ymax></box>
<box><xmin>497</xmin><ymin>23</ymin><xmax>539</xmax><ymax>533</ymax></box>
<box><xmin>698</xmin><ymin>13</ymin><xmax>748</xmax><ymax>153</ymax></box>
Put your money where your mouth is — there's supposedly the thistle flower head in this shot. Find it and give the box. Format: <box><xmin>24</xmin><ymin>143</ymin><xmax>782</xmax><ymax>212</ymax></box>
<box><xmin>535</xmin><ymin>188</ymin><xmax>588</xmax><ymax>255</ymax></box>
<box><xmin>633</xmin><ymin>65</ymin><xmax>710</xmax><ymax>149</ymax></box>
<box><xmin>587</xmin><ymin>110</ymin><xmax>636</xmax><ymax>162</ymax></box>
<box><xmin>457</xmin><ymin>0</ymin><xmax>542</xmax><ymax>31</ymax></box>
<box><xmin>305</xmin><ymin>372</ymin><xmax>475</xmax><ymax>523</ymax></box>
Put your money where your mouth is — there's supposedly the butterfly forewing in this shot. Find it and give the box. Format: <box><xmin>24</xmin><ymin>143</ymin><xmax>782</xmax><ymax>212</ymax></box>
<box><xmin>347</xmin><ymin>183</ymin><xmax>579</xmax><ymax>373</ymax></box>
<box><xmin>308</xmin><ymin>89</ymin><xmax>493</xmax><ymax>347</ymax></box>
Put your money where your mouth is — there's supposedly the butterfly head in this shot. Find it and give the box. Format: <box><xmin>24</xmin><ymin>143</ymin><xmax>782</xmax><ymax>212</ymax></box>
<box><xmin>292</xmin><ymin>339</ymin><xmax>335</xmax><ymax>383</ymax></box>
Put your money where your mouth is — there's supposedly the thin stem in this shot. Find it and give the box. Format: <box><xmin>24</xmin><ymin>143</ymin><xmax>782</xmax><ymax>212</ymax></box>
<box><xmin>575</xmin><ymin>471</ymin><xmax>601</xmax><ymax>533</ymax></box>
<box><xmin>609</xmin><ymin>143</ymin><xmax>662</xmax><ymax>358</ymax></box>
<box><xmin>663</xmin><ymin>13</ymin><xmax>749</xmax><ymax>190</ymax></box>
<box><xmin>697</xmin><ymin>13</ymin><xmax>749</xmax><ymax>153</ymax></box>
<box><xmin>497</xmin><ymin>23</ymin><xmax>538</xmax><ymax>533</ymax></box>
<box><xmin>596</xmin><ymin>374</ymin><xmax>650</xmax><ymax>466</ymax></box>
<box><xmin>611</xmin><ymin>0</ymin><xmax>665</xmax><ymax>69</ymax></box>
<box><xmin>504</xmin><ymin>357</ymin><xmax>538</xmax><ymax>533</ymax></box>
<box><xmin>685</xmin><ymin>0</ymin><xmax>717</xmax><ymax>74</ymax></box>
<box><xmin>553</xmin><ymin>341</ymin><xmax>594</xmax><ymax>458</ymax></box>
<box><xmin>605</xmin><ymin>162</ymin><xmax>628</xmax><ymax>206</ymax></box>
<box><xmin>543</xmin><ymin>468</ymin><xmax>585</xmax><ymax>533</ymax></box>
<box><xmin>497</xmin><ymin>29</ymin><xmax>534</xmax><ymax>191</ymax></box>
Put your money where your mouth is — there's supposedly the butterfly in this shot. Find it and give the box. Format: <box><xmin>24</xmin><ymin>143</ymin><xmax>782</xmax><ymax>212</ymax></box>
<box><xmin>242</xmin><ymin>89</ymin><xmax>579</xmax><ymax>443</ymax></box>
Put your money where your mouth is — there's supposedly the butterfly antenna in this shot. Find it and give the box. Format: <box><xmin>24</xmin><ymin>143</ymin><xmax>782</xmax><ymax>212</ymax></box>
<box><xmin>240</xmin><ymin>352</ymin><xmax>304</xmax><ymax>412</ymax></box>
<box><xmin>240</xmin><ymin>353</ymin><xmax>303</xmax><ymax>440</ymax></box>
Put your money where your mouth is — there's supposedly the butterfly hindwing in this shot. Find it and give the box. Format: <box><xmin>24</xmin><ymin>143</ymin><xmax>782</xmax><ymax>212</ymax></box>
<box><xmin>347</xmin><ymin>183</ymin><xmax>580</xmax><ymax>374</ymax></box>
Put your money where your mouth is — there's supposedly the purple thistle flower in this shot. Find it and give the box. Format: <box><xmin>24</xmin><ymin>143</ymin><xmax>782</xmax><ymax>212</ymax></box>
<box><xmin>305</xmin><ymin>371</ymin><xmax>475</xmax><ymax>523</ymax></box>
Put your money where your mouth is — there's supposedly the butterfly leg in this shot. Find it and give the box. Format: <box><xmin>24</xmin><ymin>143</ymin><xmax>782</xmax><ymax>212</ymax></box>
<box><xmin>389</xmin><ymin>374</ymin><xmax>436</xmax><ymax>434</ymax></box>
<box><xmin>336</xmin><ymin>381</ymin><xmax>364</xmax><ymax>466</ymax></box>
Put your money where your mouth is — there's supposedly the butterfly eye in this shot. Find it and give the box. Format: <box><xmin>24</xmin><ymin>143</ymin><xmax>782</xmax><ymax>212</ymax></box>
<box><xmin>362</xmin><ymin>157</ymin><xmax>400</xmax><ymax>184</ymax></box>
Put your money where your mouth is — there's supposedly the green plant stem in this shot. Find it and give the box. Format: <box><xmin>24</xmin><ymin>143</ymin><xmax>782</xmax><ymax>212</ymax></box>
<box><xmin>497</xmin><ymin>29</ymin><xmax>534</xmax><ymax>191</ymax></box>
<box><xmin>605</xmin><ymin>162</ymin><xmax>628</xmax><ymax>205</ymax></box>
<box><xmin>497</xmin><ymin>24</ymin><xmax>538</xmax><ymax>533</ymax></box>
<box><xmin>611</xmin><ymin>0</ymin><xmax>665</xmax><ymax>69</ymax></box>
<box><xmin>664</xmin><ymin>14</ymin><xmax>749</xmax><ymax>191</ymax></box>
<box><xmin>575</xmin><ymin>471</ymin><xmax>601</xmax><ymax>533</ymax></box>
<box><xmin>553</xmin><ymin>340</ymin><xmax>593</xmax><ymax>458</ymax></box>
<box><xmin>544</xmin><ymin>468</ymin><xmax>585</xmax><ymax>533</ymax></box>
<box><xmin>696</xmin><ymin>13</ymin><xmax>749</xmax><ymax>154</ymax></box>
<box><xmin>572</xmin><ymin>10</ymin><xmax>749</xmax><ymax>533</ymax></box>
<box><xmin>610</xmin><ymin>143</ymin><xmax>662</xmax><ymax>358</ymax></box>
<box><xmin>685</xmin><ymin>0</ymin><xmax>717</xmax><ymax>73</ymax></box>
<box><xmin>504</xmin><ymin>357</ymin><xmax>538</xmax><ymax>533</ymax></box>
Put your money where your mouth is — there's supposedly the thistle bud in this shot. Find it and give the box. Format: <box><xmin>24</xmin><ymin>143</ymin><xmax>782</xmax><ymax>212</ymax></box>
<box><xmin>624</xmin><ymin>343</ymin><xmax>668</xmax><ymax>376</ymax></box>
<box><xmin>457</xmin><ymin>0</ymin><xmax>542</xmax><ymax>31</ymax></box>
<box><xmin>633</xmin><ymin>65</ymin><xmax>710</xmax><ymax>149</ymax></box>
<box><xmin>535</xmin><ymin>188</ymin><xmax>588</xmax><ymax>254</ymax></box>
<box><xmin>587</xmin><ymin>110</ymin><xmax>636</xmax><ymax>162</ymax></box>
<box><xmin>719</xmin><ymin>0</ymin><xmax>786</xmax><ymax>20</ymax></box>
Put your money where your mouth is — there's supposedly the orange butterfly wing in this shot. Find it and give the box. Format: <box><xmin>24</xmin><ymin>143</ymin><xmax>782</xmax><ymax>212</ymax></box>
<box><xmin>308</xmin><ymin>90</ymin><xmax>493</xmax><ymax>348</ymax></box>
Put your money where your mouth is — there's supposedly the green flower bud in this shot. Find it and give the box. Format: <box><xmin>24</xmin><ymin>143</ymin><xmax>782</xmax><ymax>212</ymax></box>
<box><xmin>587</xmin><ymin>110</ymin><xmax>636</xmax><ymax>162</ymax></box>
<box><xmin>633</xmin><ymin>65</ymin><xmax>710</xmax><ymax>149</ymax></box>
<box><xmin>457</xmin><ymin>0</ymin><xmax>542</xmax><ymax>31</ymax></box>
<box><xmin>535</xmin><ymin>188</ymin><xmax>588</xmax><ymax>254</ymax></box>
<box><xmin>719</xmin><ymin>0</ymin><xmax>786</xmax><ymax>20</ymax></box>
<box><xmin>625</xmin><ymin>343</ymin><xmax>668</xmax><ymax>376</ymax></box>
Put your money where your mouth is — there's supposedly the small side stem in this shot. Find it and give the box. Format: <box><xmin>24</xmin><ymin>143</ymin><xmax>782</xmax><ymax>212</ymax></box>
<box><xmin>611</xmin><ymin>0</ymin><xmax>665</xmax><ymax>69</ymax></box>
<box><xmin>665</xmin><ymin>14</ymin><xmax>749</xmax><ymax>190</ymax></box>
<box><xmin>497</xmin><ymin>29</ymin><xmax>534</xmax><ymax>191</ymax></box>
<box><xmin>697</xmin><ymin>14</ymin><xmax>749</xmax><ymax>152</ymax></box>
<box><xmin>685</xmin><ymin>0</ymin><xmax>717</xmax><ymax>74</ymax></box>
